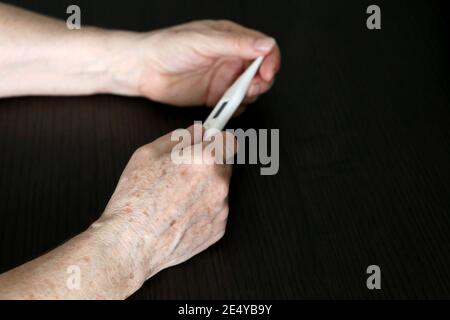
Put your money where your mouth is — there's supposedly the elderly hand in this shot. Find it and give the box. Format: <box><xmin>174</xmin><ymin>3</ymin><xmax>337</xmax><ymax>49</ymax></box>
<box><xmin>115</xmin><ymin>20</ymin><xmax>281</xmax><ymax>108</ymax></box>
<box><xmin>95</xmin><ymin>126</ymin><xmax>237</xmax><ymax>280</ymax></box>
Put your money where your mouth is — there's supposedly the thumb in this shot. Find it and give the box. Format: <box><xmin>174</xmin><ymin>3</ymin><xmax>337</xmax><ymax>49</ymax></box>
<box><xmin>206</xmin><ymin>33</ymin><xmax>276</xmax><ymax>59</ymax></box>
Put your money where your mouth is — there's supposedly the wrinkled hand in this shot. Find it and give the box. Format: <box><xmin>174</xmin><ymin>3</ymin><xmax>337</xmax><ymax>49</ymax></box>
<box><xmin>129</xmin><ymin>20</ymin><xmax>281</xmax><ymax>108</ymax></box>
<box><xmin>97</xmin><ymin>126</ymin><xmax>236</xmax><ymax>279</ymax></box>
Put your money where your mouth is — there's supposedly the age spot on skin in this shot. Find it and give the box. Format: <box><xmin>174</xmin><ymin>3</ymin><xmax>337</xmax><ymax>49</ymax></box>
<box><xmin>180</xmin><ymin>168</ymin><xmax>189</xmax><ymax>177</ymax></box>
<box><xmin>83</xmin><ymin>256</ymin><xmax>91</xmax><ymax>262</ymax></box>
<box><xmin>170</xmin><ymin>220</ymin><xmax>176</xmax><ymax>227</ymax></box>
<box><xmin>123</xmin><ymin>207</ymin><xmax>133</xmax><ymax>214</ymax></box>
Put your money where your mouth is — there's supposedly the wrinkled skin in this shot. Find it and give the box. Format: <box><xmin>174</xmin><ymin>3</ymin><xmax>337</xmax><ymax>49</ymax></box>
<box><xmin>131</xmin><ymin>20</ymin><xmax>281</xmax><ymax>108</ymax></box>
<box><xmin>97</xmin><ymin>127</ymin><xmax>236</xmax><ymax>279</ymax></box>
<box><xmin>0</xmin><ymin>3</ymin><xmax>281</xmax><ymax>299</ymax></box>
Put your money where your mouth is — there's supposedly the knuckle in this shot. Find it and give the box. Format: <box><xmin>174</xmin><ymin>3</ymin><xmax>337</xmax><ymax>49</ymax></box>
<box><xmin>233</xmin><ymin>35</ymin><xmax>246</xmax><ymax>50</ymax></box>
<box><xmin>216</xmin><ymin>19</ymin><xmax>239</xmax><ymax>31</ymax></box>
<box><xmin>134</xmin><ymin>145</ymin><xmax>152</xmax><ymax>157</ymax></box>
<box><xmin>200</xmin><ymin>19</ymin><xmax>217</xmax><ymax>27</ymax></box>
<box><xmin>217</xmin><ymin>19</ymin><xmax>232</xmax><ymax>27</ymax></box>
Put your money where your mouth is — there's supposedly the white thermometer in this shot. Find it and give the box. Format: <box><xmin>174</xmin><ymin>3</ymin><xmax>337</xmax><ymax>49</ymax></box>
<box><xmin>203</xmin><ymin>56</ymin><xmax>264</xmax><ymax>134</ymax></box>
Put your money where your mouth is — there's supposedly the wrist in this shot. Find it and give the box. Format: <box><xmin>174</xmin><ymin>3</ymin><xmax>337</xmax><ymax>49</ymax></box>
<box><xmin>53</xmin><ymin>27</ymin><xmax>147</xmax><ymax>97</ymax></box>
<box><xmin>102</xmin><ymin>29</ymin><xmax>166</xmax><ymax>100</ymax></box>
<box><xmin>98</xmin><ymin>29</ymin><xmax>151</xmax><ymax>96</ymax></box>
<box><xmin>87</xmin><ymin>214</ymin><xmax>154</xmax><ymax>296</ymax></box>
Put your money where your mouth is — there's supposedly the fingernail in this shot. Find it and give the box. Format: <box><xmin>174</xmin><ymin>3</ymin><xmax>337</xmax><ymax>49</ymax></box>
<box><xmin>254</xmin><ymin>37</ymin><xmax>276</xmax><ymax>52</ymax></box>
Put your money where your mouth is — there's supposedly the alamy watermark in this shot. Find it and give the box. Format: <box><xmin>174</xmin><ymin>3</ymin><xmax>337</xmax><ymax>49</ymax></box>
<box><xmin>66</xmin><ymin>5</ymin><xmax>81</xmax><ymax>30</ymax></box>
<box><xmin>366</xmin><ymin>5</ymin><xmax>381</xmax><ymax>30</ymax></box>
<box><xmin>366</xmin><ymin>265</ymin><xmax>381</xmax><ymax>290</ymax></box>
<box><xmin>66</xmin><ymin>265</ymin><xmax>81</xmax><ymax>290</ymax></box>
<box><xmin>171</xmin><ymin>122</ymin><xmax>279</xmax><ymax>176</ymax></box>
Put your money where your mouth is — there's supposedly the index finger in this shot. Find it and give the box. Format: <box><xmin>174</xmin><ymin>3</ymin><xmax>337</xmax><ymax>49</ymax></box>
<box><xmin>211</xmin><ymin>20</ymin><xmax>281</xmax><ymax>82</ymax></box>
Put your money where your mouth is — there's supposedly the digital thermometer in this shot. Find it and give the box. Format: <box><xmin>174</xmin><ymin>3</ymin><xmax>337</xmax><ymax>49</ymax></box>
<box><xmin>203</xmin><ymin>56</ymin><xmax>264</xmax><ymax>134</ymax></box>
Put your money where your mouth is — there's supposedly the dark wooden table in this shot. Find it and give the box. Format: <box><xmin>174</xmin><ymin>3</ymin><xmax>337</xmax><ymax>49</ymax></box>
<box><xmin>1</xmin><ymin>0</ymin><xmax>449</xmax><ymax>299</ymax></box>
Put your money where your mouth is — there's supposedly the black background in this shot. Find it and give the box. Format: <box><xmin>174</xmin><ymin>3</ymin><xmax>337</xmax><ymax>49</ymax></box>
<box><xmin>0</xmin><ymin>0</ymin><xmax>449</xmax><ymax>299</ymax></box>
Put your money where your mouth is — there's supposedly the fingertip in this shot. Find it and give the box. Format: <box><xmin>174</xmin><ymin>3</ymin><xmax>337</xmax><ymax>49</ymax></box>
<box><xmin>260</xmin><ymin>59</ymin><xmax>275</xmax><ymax>82</ymax></box>
<box><xmin>248</xmin><ymin>82</ymin><xmax>260</xmax><ymax>97</ymax></box>
<box><xmin>260</xmin><ymin>47</ymin><xmax>281</xmax><ymax>81</ymax></box>
<box><xmin>247</xmin><ymin>77</ymin><xmax>274</xmax><ymax>98</ymax></box>
<box><xmin>254</xmin><ymin>37</ymin><xmax>276</xmax><ymax>53</ymax></box>
<box><xmin>243</xmin><ymin>95</ymin><xmax>259</xmax><ymax>105</ymax></box>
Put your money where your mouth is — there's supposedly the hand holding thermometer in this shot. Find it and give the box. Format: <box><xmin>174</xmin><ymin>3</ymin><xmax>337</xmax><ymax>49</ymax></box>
<box><xmin>203</xmin><ymin>56</ymin><xmax>264</xmax><ymax>136</ymax></box>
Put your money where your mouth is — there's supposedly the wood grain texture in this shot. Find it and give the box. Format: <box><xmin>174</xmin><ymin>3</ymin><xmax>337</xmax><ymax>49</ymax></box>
<box><xmin>0</xmin><ymin>0</ymin><xmax>449</xmax><ymax>299</ymax></box>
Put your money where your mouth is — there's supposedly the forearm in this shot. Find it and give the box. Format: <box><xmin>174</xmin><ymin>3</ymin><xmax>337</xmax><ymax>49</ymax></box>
<box><xmin>0</xmin><ymin>216</ymin><xmax>149</xmax><ymax>300</ymax></box>
<box><xmin>0</xmin><ymin>3</ymin><xmax>142</xmax><ymax>98</ymax></box>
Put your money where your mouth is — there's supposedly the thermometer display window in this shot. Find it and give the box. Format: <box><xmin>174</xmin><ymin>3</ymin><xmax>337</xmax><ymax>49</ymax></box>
<box><xmin>213</xmin><ymin>101</ymin><xmax>228</xmax><ymax>119</ymax></box>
